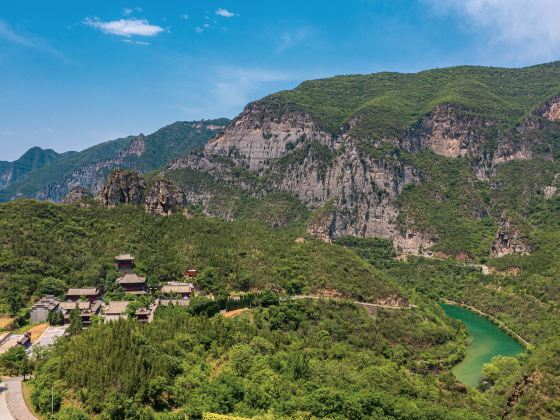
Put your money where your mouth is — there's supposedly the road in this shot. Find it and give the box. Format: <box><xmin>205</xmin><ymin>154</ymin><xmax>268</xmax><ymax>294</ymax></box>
<box><xmin>4</xmin><ymin>377</ymin><xmax>37</xmax><ymax>420</ymax></box>
<box><xmin>32</xmin><ymin>325</ymin><xmax>67</xmax><ymax>349</ymax></box>
<box><xmin>0</xmin><ymin>380</ymin><xmax>15</xmax><ymax>420</ymax></box>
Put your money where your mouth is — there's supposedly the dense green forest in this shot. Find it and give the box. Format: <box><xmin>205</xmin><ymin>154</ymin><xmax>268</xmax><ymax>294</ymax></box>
<box><xmin>0</xmin><ymin>199</ymin><xmax>559</xmax><ymax>418</ymax></box>
<box><xmin>261</xmin><ymin>62</ymin><xmax>560</xmax><ymax>137</ymax></box>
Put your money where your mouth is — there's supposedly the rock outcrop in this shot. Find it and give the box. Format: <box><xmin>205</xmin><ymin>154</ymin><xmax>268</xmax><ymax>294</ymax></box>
<box><xmin>63</xmin><ymin>186</ymin><xmax>92</xmax><ymax>204</ymax></box>
<box><xmin>98</xmin><ymin>170</ymin><xmax>146</xmax><ymax>207</ymax></box>
<box><xmin>145</xmin><ymin>179</ymin><xmax>185</xmax><ymax>215</ymax></box>
<box><xmin>400</xmin><ymin>104</ymin><xmax>494</xmax><ymax>159</ymax></box>
<box><xmin>492</xmin><ymin>214</ymin><xmax>531</xmax><ymax>257</ymax></box>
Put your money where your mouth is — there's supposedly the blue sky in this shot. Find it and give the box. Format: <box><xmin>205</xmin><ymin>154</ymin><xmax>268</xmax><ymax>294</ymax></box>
<box><xmin>1</xmin><ymin>0</ymin><xmax>560</xmax><ymax>160</ymax></box>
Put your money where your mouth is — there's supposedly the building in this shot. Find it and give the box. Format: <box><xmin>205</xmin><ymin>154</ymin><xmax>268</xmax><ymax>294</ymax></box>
<box><xmin>0</xmin><ymin>332</ymin><xmax>31</xmax><ymax>354</ymax></box>
<box><xmin>66</xmin><ymin>288</ymin><xmax>100</xmax><ymax>303</ymax></box>
<box><xmin>115</xmin><ymin>254</ymin><xmax>135</xmax><ymax>272</ymax></box>
<box><xmin>135</xmin><ymin>301</ymin><xmax>159</xmax><ymax>323</ymax></box>
<box><xmin>185</xmin><ymin>268</ymin><xmax>197</xmax><ymax>278</ymax></box>
<box><xmin>59</xmin><ymin>301</ymin><xmax>102</xmax><ymax>326</ymax></box>
<box><xmin>104</xmin><ymin>301</ymin><xmax>130</xmax><ymax>322</ymax></box>
<box><xmin>161</xmin><ymin>282</ymin><xmax>194</xmax><ymax>299</ymax></box>
<box><xmin>30</xmin><ymin>295</ymin><xmax>60</xmax><ymax>323</ymax></box>
<box><xmin>117</xmin><ymin>273</ymin><xmax>147</xmax><ymax>295</ymax></box>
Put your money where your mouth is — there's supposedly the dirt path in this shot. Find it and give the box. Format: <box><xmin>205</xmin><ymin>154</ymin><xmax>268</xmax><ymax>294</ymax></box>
<box><xmin>290</xmin><ymin>295</ymin><xmax>416</xmax><ymax>309</ymax></box>
<box><xmin>223</xmin><ymin>308</ymin><xmax>250</xmax><ymax>318</ymax></box>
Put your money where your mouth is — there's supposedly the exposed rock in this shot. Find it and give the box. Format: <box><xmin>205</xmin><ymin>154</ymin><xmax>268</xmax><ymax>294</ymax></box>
<box><xmin>544</xmin><ymin>185</ymin><xmax>557</xmax><ymax>199</ymax></box>
<box><xmin>205</xmin><ymin>102</ymin><xmax>336</xmax><ymax>172</ymax></box>
<box><xmin>62</xmin><ymin>186</ymin><xmax>92</xmax><ymax>204</ymax></box>
<box><xmin>537</xmin><ymin>96</ymin><xmax>560</xmax><ymax>121</ymax></box>
<box><xmin>307</xmin><ymin>209</ymin><xmax>334</xmax><ymax>243</ymax></box>
<box><xmin>393</xmin><ymin>229</ymin><xmax>435</xmax><ymax>256</ymax></box>
<box><xmin>294</xmin><ymin>237</ymin><xmax>306</xmax><ymax>244</ymax></box>
<box><xmin>98</xmin><ymin>170</ymin><xmax>145</xmax><ymax>207</ymax></box>
<box><xmin>401</xmin><ymin>104</ymin><xmax>494</xmax><ymax>159</ymax></box>
<box><xmin>145</xmin><ymin>179</ymin><xmax>185</xmax><ymax>216</ymax></box>
<box><xmin>492</xmin><ymin>214</ymin><xmax>531</xmax><ymax>257</ymax></box>
<box><xmin>373</xmin><ymin>294</ymin><xmax>410</xmax><ymax>308</ymax></box>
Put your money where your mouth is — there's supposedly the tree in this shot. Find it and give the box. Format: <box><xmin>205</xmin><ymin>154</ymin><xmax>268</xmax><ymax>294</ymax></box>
<box><xmin>0</xmin><ymin>346</ymin><xmax>31</xmax><ymax>377</ymax></box>
<box><xmin>67</xmin><ymin>306</ymin><xmax>83</xmax><ymax>336</ymax></box>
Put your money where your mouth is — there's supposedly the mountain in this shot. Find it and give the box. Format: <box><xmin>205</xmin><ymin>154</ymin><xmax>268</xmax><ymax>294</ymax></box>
<box><xmin>0</xmin><ymin>146</ymin><xmax>69</xmax><ymax>189</ymax></box>
<box><xmin>0</xmin><ymin>118</ymin><xmax>230</xmax><ymax>202</ymax></box>
<box><xmin>162</xmin><ymin>62</ymin><xmax>560</xmax><ymax>260</ymax></box>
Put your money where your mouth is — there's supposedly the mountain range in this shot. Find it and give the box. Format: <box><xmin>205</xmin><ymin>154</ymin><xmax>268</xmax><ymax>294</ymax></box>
<box><xmin>0</xmin><ymin>118</ymin><xmax>230</xmax><ymax>202</ymax></box>
<box><xmin>4</xmin><ymin>62</ymin><xmax>560</xmax><ymax>260</ymax></box>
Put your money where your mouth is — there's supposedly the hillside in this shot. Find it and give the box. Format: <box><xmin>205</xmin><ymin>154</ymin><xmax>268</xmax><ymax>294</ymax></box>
<box><xmin>0</xmin><ymin>119</ymin><xmax>229</xmax><ymax>202</ymax></box>
<box><xmin>0</xmin><ymin>146</ymin><xmax>69</xmax><ymax>189</ymax></box>
<box><xmin>163</xmin><ymin>62</ymin><xmax>560</xmax><ymax>260</ymax></box>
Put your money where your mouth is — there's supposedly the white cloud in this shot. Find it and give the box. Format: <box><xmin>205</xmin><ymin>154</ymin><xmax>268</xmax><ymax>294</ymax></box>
<box><xmin>83</xmin><ymin>17</ymin><xmax>164</xmax><ymax>37</ymax></box>
<box><xmin>195</xmin><ymin>26</ymin><xmax>204</xmax><ymax>34</ymax></box>
<box><xmin>122</xmin><ymin>39</ymin><xmax>150</xmax><ymax>46</ymax></box>
<box><xmin>215</xmin><ymin>8</ymin><xmax>236</xmax><ymax>18</ymax></box>
<box><xmin>180</xmin><ymin>14</ymin><xmax>189</xmax><ymax>20</ymax></box>
<box><xmin>426</xmin><ymin>0</ymin><xmax>560</xmax><ymax>62</ymax></box>
<box><xmin>0</xmin><ymin>19</ymin><xmax>66</xmax><ymax>60</ymax></box>
<box><xmin>276</xmin><ymin>27</ymin><xmax>312</xmax><ymax>52</ymax></box>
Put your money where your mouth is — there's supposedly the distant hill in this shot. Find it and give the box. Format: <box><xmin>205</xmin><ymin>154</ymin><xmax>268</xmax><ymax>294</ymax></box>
<box><xmin>0</xmin><ymin>118</ymin><xmax>229</xmax><ymax>202</ymax></box>
<box><xmin>0</xmin><ymin>146</ymin><xmax>71</xmax><ymax>190</ymax></box>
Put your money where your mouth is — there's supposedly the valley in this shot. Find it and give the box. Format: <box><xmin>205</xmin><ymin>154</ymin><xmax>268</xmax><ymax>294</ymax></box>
<box><xmin>1</xmin><ymin>62</ymin><xmax>560</xmax><ymax>418</ymax></box>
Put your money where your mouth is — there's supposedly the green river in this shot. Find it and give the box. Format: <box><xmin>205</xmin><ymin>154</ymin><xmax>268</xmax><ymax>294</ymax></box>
<box><xmin>441</xmin><ymin>303</ymin><xmax>524</xmax><ymax>388</ymax></box>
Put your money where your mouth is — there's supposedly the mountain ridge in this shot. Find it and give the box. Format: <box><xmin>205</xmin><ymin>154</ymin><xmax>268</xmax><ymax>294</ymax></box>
<box><xmin>159</xmin><ymin>62</ymin><xmax>560</xmax><ymax>259</ymax></box>
<box><xmin>0</xmin><ymin>118</ymin><xmax>230</xmax><ymax>202</ymax></box>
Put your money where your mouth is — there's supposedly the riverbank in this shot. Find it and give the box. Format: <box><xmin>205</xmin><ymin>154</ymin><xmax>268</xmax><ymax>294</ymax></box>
<box><xmin>441</xmin><ymin>299</ymin><xmax>532</xmax><ymax>350</ymax></box>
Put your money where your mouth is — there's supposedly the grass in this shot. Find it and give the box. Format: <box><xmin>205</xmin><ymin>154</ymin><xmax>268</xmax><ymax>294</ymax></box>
<box><xmin>0</xmin><ymin>316</ymin><xmax>15</xmax><ymax>330</ymax></box>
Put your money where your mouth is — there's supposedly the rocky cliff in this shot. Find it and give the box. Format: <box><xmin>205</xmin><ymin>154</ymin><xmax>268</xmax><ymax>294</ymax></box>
<box><xmin>98</xmin><ymin>170</ymin><xmax>146</xmax><ymax>207</ymax></box>
<box><xmin>163</xmin><ymin>63</ymin><xmax>560</xmax><ymax>257</ymax></box>
<box><xmin>492</xmin><ymin>214</ymin><xmax>531</xmax><ymax>257</ymax></box>
<box><xmin>144</xmin><ymin>179</ymin><xmax>185</xmax><ymax>216</ymax></box>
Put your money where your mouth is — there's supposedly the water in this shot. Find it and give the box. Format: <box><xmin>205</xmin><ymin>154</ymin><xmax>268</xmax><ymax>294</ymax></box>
<box><xmin>441</xmin><ymin>303</ymin><xmax>524</xmax><ymax>388</ymax></box>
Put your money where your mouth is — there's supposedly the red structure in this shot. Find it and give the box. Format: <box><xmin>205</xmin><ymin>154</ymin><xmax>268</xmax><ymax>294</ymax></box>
<box><xmin>115</xmin><ymin>254</ymin><xmax>135</xmax><ymax>272</ymax></box>
<box><xmin>186</xmin><ymin>268</ymin><xmax>197</xmax><ymax>278</ymax></box>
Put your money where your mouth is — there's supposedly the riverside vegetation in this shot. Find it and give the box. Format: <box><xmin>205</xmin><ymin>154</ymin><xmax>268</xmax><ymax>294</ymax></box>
<box><xmin>2</xmin><ymin>62</ymin><xmax>560</xmax><ymax>418</ymax></box>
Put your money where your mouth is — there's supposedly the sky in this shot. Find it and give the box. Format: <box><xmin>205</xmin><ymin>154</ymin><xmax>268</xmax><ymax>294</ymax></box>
<box><xmin>1</xmin><ymin>0</ymin><xmax>560</xmax><ymax>161</ymax></box>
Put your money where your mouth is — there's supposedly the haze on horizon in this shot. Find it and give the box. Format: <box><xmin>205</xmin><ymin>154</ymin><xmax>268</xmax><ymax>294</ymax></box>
<box><xmin>1</xmin><ymin>0</ymin><xmax>560</xmax><ymax>161</ymax></box>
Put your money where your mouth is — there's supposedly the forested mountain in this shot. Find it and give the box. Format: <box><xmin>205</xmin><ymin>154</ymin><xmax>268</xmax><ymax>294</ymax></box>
<box><xmin>164</xmin><ymin>62</ymin><xmax>560</xmax><ymax>260</ymax></box>
<box><xmin>0</xmin><ymin>146</ymin><xmax>69</xmax><ymax>190</ymax></box>
<box><xmin>2</xmin><ymin>62</ymin><xmax>560</xmax><ymax>418</ymax></box>
<box><xmin>0</xmin><ymin>119</ymin><xmax>229</xmax><ymax>202</ymax></box>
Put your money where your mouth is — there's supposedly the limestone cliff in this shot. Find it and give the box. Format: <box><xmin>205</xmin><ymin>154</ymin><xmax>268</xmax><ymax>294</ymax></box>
<box><xmin>145</xmin><ymin>179</ymin><xmax>185</xmax><ymax>216</ymax></box>
<box><xmin>98</xmin><ymin>170</ymin><xmax>146</xmax><ymax>207</ymax></box>
<box><xmin>492</xmin><ymin>214</ymin><xmax>531</xmax><ymax>257</ymax></box>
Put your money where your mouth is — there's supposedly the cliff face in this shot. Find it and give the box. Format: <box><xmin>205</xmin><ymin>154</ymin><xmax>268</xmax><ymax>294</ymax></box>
<box><xmin>145</xmin><ymin>179</ymin><xmax>185</xmax><ymax>216</ymax></box>
<box><xmin>492</xmin><ymin>214</ymin><xmax>531</xmax><ymax>257</ymax></box>
<box><xmin>205</xmin><ymin>102</ymin><xmax>336</xmax><ymax>172</ymax></box>
<box><xmin>98</xmin><ymin>170</ymin><xmax>146</xmax><ymax>207</ymax></box>
<box><xmin>164</xmin><ymin>90</ymin><xmax>560</xmax><ymax>256</ymax></box>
